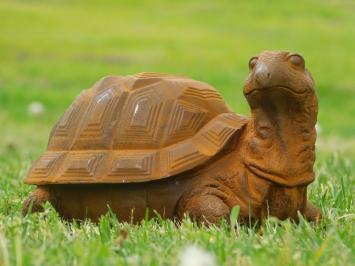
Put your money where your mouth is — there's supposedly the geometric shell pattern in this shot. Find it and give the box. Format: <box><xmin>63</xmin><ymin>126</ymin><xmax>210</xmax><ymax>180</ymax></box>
<box><xmin>25</xmin><ymin>73</ymin><xmax>248</xmax><ymax>184</ymax></box>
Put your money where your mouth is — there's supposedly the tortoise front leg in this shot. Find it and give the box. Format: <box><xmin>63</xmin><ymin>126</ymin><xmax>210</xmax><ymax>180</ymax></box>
<box><xmin>176</xmin><ymin>188</ymin><xmax>230</xmax><ymax>225</ymax></box>
<box><xmin>302</xmin><ymin>200</ymin><xmax>322</xmax><ymax>222</ymax></box>
<box><xmin>23</xmin><ymin>186</ymin><xmax>53</xmax><ymax>215</ymax></box>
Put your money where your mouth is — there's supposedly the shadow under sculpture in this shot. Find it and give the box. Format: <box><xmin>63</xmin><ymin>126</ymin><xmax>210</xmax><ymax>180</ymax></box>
<box><xmin>23</xmin><ymin>51</ymin><xmax>321</xmax><ymax>224</ymax></box>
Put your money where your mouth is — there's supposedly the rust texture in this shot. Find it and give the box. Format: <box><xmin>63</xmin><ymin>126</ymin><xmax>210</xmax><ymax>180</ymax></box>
<box><xmin>23</xmin><ymin>51</ymin><xmax>321</xmax><ymax>224</ymax></box>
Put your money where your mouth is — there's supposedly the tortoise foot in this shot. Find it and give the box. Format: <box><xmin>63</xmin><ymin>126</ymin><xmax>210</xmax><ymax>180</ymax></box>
<box><xmin>177</xmin><ymin>191</ymin><xmax>230</xmax><ymax>225</ymax></box>
<box><xmin>303</xmin><ymin>200</ymin><xmax>322</xmax><ymax>222</ymax></box>
<box><xmin>23</xmin><ymin>187</ymin><xmax>52</xmax><ymax>215</ymax></box>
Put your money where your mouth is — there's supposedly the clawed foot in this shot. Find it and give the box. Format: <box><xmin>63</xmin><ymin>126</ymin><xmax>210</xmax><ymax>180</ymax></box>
<box><xmin>303</xmin><ymin>200</ymin><xmax>322</xmax><ymax>222</ymax></box>
<box><xmin>22</xmin><ymin>187</ymin><xmax>51</xmax><ymax>215</ymax></box>
<box><xmin>177</xmin><ymin>190</ymin><xmax>230</xmax><ymax>225</ymax></box>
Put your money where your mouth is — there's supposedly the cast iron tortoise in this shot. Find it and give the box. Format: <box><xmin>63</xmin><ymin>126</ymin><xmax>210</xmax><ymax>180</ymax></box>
<box><xmin>23</xmin><ymin>51</ymin><xmax>321</xmax><ymax>224</ymax></box>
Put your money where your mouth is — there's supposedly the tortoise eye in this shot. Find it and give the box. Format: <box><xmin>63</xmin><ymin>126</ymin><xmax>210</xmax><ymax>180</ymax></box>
<box><xmin>249</xmin><ymin>57</ymin><xmax>258</xmax><ymax>70</ymax></box>
<box><xmin>288</xmin><ymin>54</ymin><xmax>305</xmax><ymax>69</ymax></box>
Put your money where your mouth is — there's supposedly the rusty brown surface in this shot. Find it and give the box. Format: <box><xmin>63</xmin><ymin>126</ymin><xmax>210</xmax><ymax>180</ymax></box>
<box><xmin>23</xmin><ymin>51</ymin><xmax>321</xmax><ymax>224</ymax></box>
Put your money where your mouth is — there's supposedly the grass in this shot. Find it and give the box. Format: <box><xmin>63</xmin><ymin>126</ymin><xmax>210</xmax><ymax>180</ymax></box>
<box><xmin>0</xmin><ymin>0</ymin><xmax>354</xmax><ymax>265</ymax></box>
<box><xmin>0</xmin><ymin>154</ymin><xmax>354</xmax><ymax>265</ymax></box>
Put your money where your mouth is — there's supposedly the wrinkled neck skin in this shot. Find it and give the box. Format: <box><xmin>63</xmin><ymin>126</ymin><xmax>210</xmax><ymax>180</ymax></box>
<box><xmin>243</xmin><ymin>90</ymin><xmax>317</xmax><ymax>187</ymax></box>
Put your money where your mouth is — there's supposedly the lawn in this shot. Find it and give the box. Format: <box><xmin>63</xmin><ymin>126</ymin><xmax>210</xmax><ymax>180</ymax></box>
<box><xmin>0</xmin><ymin>0</ymin><xmax>354</xmax><ymax>265</ymax></box>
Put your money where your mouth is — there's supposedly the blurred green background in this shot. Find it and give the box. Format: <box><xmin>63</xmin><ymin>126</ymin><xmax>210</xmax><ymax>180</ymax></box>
<box><xmin>0</xmin><ymin>0</ymin><xmax>354</xmax><ymax>157</ymax></box>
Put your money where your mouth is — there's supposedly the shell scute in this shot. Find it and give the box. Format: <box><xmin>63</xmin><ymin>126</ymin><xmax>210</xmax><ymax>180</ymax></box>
<box><xmin>163</xmin><ymin>99</ymin><xmax>208</xmax><ymax>146</ymax></box>
<box><xmin>104</xmin><ymin>150</ymin><xmax>157</xmax><ymax>182</ymax></box>
<box><xmin>73</xmin><ymin>85</ymin><xmax>128</xmax><ymax>149</ymax></box>
<box><xmin>48</xmin><ymin>90</ymin><xmax>91</xmax><ymax>150</ymax></box>
<box><xmin>57</xmin><ymin>152</ymin><xmax>105</xmax><ymax>183</ymax></box>
<box><xmin>114</xmin><ymin>85</ymin><xmax>165</xmax><ymax>149</ymax></box>
<box><xmin>27</xmin><ymin>152</ymin><xmax>66</xmax><ymax>183</ymax></box>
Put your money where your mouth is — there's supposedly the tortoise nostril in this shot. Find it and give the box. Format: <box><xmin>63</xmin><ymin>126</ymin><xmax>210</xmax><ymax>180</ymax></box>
<box><xmin>254</xmin><ymin>63</ymin><xmax>271</xmax><ymax>86</ymax></box>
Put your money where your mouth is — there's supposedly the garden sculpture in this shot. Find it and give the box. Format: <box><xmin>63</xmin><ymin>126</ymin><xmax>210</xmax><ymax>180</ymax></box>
<box><xmin>23</xmin><ymin>51</ymin><xmax>322</xmax><ymax>224</ymax></box>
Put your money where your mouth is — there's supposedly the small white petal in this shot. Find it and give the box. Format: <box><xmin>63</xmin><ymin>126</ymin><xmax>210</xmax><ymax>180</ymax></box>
<box><xmin>28</xmin><ymin>101</ymin><xmax>45</xmax><ymax>116</ymax></box>
<box><xmin>179</xmin><ymin>245</ymin><xmax>216</xmax><ymax>266</ymax></box>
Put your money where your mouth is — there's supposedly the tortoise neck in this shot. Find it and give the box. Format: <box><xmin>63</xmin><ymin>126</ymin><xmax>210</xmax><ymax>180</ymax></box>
<box><xmin>244</xmin><ymin>92</ymin><xmax>317</xmax><ymax>186</ymax></box>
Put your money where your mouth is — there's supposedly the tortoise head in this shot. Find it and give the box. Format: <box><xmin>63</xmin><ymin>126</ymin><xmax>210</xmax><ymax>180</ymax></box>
<box><xmin>243</xmin><ymin>51</ymin><xmax>316</xmax><ymax>111</ymax></box>
<box><xmin>242</xmin><ymin>51</ymin><xmax>318</xmax><ymax>186</ymax></box>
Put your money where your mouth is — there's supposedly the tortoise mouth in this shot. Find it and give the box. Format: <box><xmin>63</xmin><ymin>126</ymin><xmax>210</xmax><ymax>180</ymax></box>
<box><xmin>244</xmin><ymin>86</ymin><xmax>308</xmax><ymax>97</ymax></box>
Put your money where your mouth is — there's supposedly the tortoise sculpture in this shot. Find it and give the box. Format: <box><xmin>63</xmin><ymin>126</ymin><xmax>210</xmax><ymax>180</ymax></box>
<box><xmin>23</xmin><ymin>51</ymin><xmax>321</xmax><ymax>224</ymax></box>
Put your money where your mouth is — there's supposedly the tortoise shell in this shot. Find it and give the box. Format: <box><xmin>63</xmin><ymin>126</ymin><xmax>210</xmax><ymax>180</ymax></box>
<box><xmin>25</xmin><ymin>73</ymin><xmax>247</xmax><ymax>184</ymax></box>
